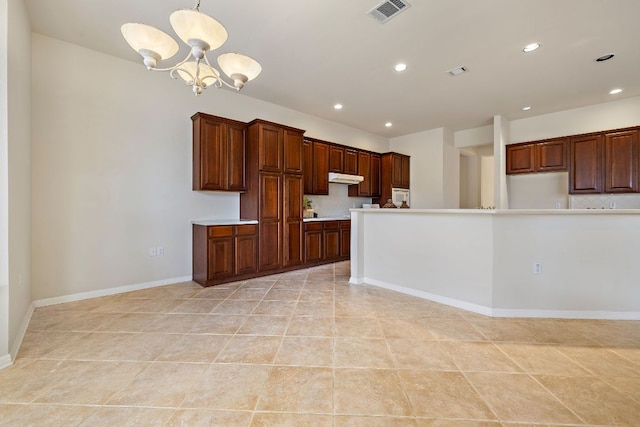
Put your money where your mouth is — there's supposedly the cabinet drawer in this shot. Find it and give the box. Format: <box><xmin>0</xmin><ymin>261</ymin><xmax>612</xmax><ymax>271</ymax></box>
<box><xmin>323</xmin><ymin>221</ymin><xmax>340</xmax><ymax>230</ymax></box>
<box><xmin>208</xmin><ymin>226</ymin><xmax>234</xmax><ymax>237</ymax></box>
<box><xmin>304</xmin><ymin>222</ymin><xmax>323</xmax><ymax>231</ymax></box>
<box><xmin>235</xmin><ymin>224</ymin><xmax>257</xmax><ymax>236</ymax></box>
<box><xmin>339</xmin><ymin>220</ymin><xmax>351</xmax><ymax>229</ymax></box>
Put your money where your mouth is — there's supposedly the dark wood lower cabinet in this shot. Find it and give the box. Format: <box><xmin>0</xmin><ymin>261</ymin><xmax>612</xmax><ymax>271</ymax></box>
<box><xmin>194</xmin><ymin>220</ymin><xmax>350</xmax><ymax>287</ymax></box>
<box><xmin>193</xmin><ymin>224</ymin><xmax>258</xmax><ymax>287</ymax></box>
<box><xmin>304</xmin><ymin>220</ymin><xmax>351</xmax><ymax>265</ymax></box>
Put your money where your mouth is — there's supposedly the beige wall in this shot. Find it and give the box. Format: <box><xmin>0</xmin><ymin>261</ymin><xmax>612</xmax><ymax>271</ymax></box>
<box><xmin>0</xmin><ymin>0</ymin><xmax>9</xmax><ymax>361</ymax></box>
<box><xmin>31</xmin><ymin>34</ymin><xmax>389</xmax><ymax>301</ymax></box>
<box><xmin>0</xmin><ymin>0</ymin><xmax>32</xmax><ymax>365</ymax></box>
<box><xmin>390</xmin><ymin>128</ymin><xmax>450</xmax><ymax>208</ymax></box>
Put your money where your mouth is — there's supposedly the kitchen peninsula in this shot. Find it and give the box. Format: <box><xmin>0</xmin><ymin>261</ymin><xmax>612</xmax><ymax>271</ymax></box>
<box><xmin>350</xmin><ymin>208</ymin><xmax>640</xmax><ymax>319</ymax></box>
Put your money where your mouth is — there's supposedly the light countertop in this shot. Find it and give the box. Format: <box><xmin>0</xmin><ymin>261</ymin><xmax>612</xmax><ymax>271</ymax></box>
<box><xmin>303</xmin><ymin>216</ymin><xmax>351</xmax><ymax>222</ymax></box>
<box><xmin>350</xmin><ymin>208</ymin><xmax>640</xmax><ymax>215</ymax></box>
<box><xmin>192</xmin><ymin>219</ymin><xmax>259</xmax><ymax>226</ymax></box>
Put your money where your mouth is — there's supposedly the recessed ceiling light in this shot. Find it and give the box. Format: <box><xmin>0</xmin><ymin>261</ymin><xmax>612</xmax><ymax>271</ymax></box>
<box><xmin>385</xmin><ymin>122</ymin><xmax>393</xmax><ymax>128</ymax></box>
<box><xmin>394</xmin><ymin>63</ymin><xmax>407</xmax><ymax>72</ymax></box>
<box><xmin>522</xmin><ymin>106</ymin><xmax>532</xmax><ymax>111</ymax></box>
<box><xmin>523</xmin><ymin>42</ymin><xmax>540</xmax><ymax>53</ymax></box>
<box><xmin>595</xmin><ymin>53</ymin><xmax>615</xmax><ymax>62</ymax></box>
<box><xmin>609</xmin><ymin>88</ymin><xmax>623</xmax><ymax>95</ymax></box>
<box><xmin>334</xmin><ymin>103</ymin><xmax>343</xmax><ymax>110</ymax></box>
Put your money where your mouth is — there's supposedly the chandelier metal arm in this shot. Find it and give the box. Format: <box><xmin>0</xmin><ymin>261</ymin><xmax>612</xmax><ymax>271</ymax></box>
<box><xmin>148</xmin><ymin>51</ymin><xmax>192</xmax><ymax>73</ymax></box>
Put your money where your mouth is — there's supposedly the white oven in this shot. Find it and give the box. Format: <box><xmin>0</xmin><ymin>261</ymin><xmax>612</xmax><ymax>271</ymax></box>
<box><xmin>391</xmin><ymin>188</ymin><xmax>410</xmax><ymax>207</ymax></box>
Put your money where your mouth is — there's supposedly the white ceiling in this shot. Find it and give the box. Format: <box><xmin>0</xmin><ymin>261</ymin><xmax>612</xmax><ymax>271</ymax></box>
<box><xmin>24</xmin><ymin>0</ymin><xmax>640</xmax><ymax>138</ymax></box>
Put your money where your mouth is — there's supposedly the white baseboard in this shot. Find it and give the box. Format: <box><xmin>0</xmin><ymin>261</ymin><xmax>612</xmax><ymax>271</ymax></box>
<box><xmin>0</xmin><ymin>354</ymin><xmax>12</xmax><ymax>370</ymax></box>
<box><xmin>358</xmin><ymin>277</ymin><xmax>640</xmax><ymax>320</ymax></box>
<box><xmin>10</xmin><ymin>302</ymin><xmax>34</xmax><ymax>361</ymax></box>
<box><xmin>362</xmin><ymin>277</ymin><xmax>493</xmax><ymax>317</ymax></box>
<box><xmin>33</xmin><ymin>276</ymin><xmax>192</xmax><ymax>308</ymax></box>
<box><xmin>491</xmin><ymin>308</ymin><xmax>640</xmax><ymax>320</ymax></box>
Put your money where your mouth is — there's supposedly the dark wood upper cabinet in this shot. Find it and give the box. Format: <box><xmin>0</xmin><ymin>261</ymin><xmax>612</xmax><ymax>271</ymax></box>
<box><xmin>536</xmin><ymin>138</ymin><xmax>567</xmax><ymax>172</ymax></box>
<box><xmin>312</xmin><ymin>141</ymin><xmax>330</xmax><ymax>195</ymax></box>
<box><xmin>255</xmin><ymin>122</ymin><xmax>283</xmax><ymax>173</ymax></box>
<box><xmin>227</xmin><ymin>123</ymin><xmax>246</xmax><ymax>191</ymax></box>
<box><xmin>506</xmin><ymin>144</ymin><xmax>536</xmax><ymax>174</ymax></box>
<box><xmin>302</xmin><ymin>140</ymin><xmax>313</xmax><ymax>194</ymax></box>
<box><xmin>329</xmin><ymin>145</ymin><xmax>345</xmax><ymax>173</ymax></box>
<box><xmin>370</xmin><ymin>153</ymin><xmax>381</xmax><ymax>198</ymax></box>
<box><xmin>283</xmin><ymin>129</ymin><xmax>303</xmax><ymax>174</ymax></box>
<box><xmin>389</xmin><ymin>153</ymin><xmax>410</xmax><ymax>189</ymax></box>
<box><xmin>506</xmin><ymin>138</ymin><xmax>567</xmax><ymax>175</ymax></box>
<box><xmin>604</xmin><ymin>129</ymin><xmax>639</xmax><ymax>193</ymax></box>
<box><xmin>375</xmin><ymin>152</ymin><xmax>410</xmax><ymax>205</ymax></box>
<box><xmin>349</xmin><ymin>151</ymin><xmax>371</xmax><ymax>197</ymax></box>
<box><xmin>192</xmin><ymin>113</ymin><xmax>246</xmax><ymax>191</ymax></box>
<box><xmin>570</xmin><ymin>134</ymin><xmax>604</xmax><ymax>194</ymax></box>
<box><xmin>344</xmin><ymin>149</ymin><xmax>358</xmax><ymax>174</ymax></box>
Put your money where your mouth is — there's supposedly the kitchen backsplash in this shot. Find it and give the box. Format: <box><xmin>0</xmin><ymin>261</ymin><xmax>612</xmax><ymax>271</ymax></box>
<box><xmin>569</xmin><ymin>194</ymin><xmax>640</xmax><ymax>209</ymax></box>
<box><xmin>305</xmin><ymin>183</ymin><xmax>372</xmax><ymax>218</ymax></box>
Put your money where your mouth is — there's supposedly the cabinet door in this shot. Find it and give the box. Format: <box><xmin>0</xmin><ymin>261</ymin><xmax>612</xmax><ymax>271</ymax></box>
<box><xmin>259</xmin><ymin>220</ymin><xmax>281</xmax><ymax>271</ymax></box>
<box><xmin>283</xmin><ymin>129</ymin><xmax>303</xmax><ymax>174</ymax></box>
<box><xmin>401</xmin><ymin>155</ymin><xmax>411</xmax><ymax>188</ymax></box>
<box><xmin>344</xmin><ymin>149</ymin><xmax>358</xmax><ymax>174</ymax></box>
<box><xmin>196</xmin><ymin>119</ymin><xmax>227</xmax><ymax>190</ymax></box>
<box><xmin>324</xmin><ymin>228</ymin><xmax>340</xmax><ymax>260</ymax></box>
<box><xmin>227</xmin><ymin>123</ymin><xmax>246</xmax><ymax>191</ymax></box>
<box><xmin>260</xmin><ymin>173</ymin><xmax>282</xmax><ymax>220</ymax></box>
<box><xmin>391</xmin><ymin>154</ymin><xmax>403</xmax><ymax>187</ymax></box>
<box><xmin>570</xmin><ymin>135</ymin><xmax>603</xmax><ymax>194</ymax></box>
<box><xmin>605</xmin><ymin>130</ymin><xmax>638</xmax><ymax>193</ymax></box>
<box><xmin>536</xmin><ymin>138</ymin><xmax>567</xmax><ymax>172</ymax></box>
<box><xmin>208</xmin><ymin>227</ymin><xmax>235</xmax><ymax>280</ymax></box>
<box><xmin>235</xmin><ymin>225</ymin><xmax>257</xmax><ymax>276</ymax></box>
<box><xmin>258</xmin><ymin>124</ymin><xmax>283</xmax><ymax>173</ymax></box>
<box><xmin>303</xmin><ymin>140</ymin><xmax>313</xmax><ymax>194</ymax></box>
<box><xmin>358</xmin><ymin>152</ymin><xmax>371</xmax><ymax>196</ymax></box>
<box><xmin>340</xmin><ymin>222</ymin><xmax>351</xmax><ymax>259</ymax></box>
<box><xmin>506</xmin><ymin>144</ymin><xmax>536</xmax><ymax>174</ymax></box>
<box><xmin>283</xmin><ymin>175</ymin><xmax>304</xmax><ymax>267</ymax></box>
<box><xmin>329</xmin><ymin>145</ymin><xmax>345</xmax><ymax>173</ymax></box>
<box><xmin>370</xmin><ymin>154</ymin><xmax>381</xmax><ymax>197</ymax></box>
<box><xmin>313</xmin><ymin>141</ymin><xmax>330</xmax><ymax>195</ymax></box>
<box><xmin>305</xmin><ymin>230</ymin><xmax>323</xmax><ymax>263</ymax></box>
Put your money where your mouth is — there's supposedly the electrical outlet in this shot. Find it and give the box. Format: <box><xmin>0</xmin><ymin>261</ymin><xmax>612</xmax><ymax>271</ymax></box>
<box><xmin>149</xmin><ymin>247</ymin><xmax>157</xmax><ymax>257</ymax></box>
<box><xmin>609</xmin><ymin>201</ymin><xmax>616</xmax><ymax>209</ymax></box>
<box><xmin>157</xmin><ymin>246</ymin><xmax>164</xmax><ymax>256</ymax></box>
<box><xmin>555</xmin><ymin>202</ymin><xmax>561</xmax><ymax>209</ymax></box>
<box><xmin>533</xmin><ymin>262</ymin><xmax>542</xmax><ymax>274</ymax></box>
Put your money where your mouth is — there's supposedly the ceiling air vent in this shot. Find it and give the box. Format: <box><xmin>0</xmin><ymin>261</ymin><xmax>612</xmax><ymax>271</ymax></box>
<box><xmin>368</xmin><ymin>0</ymin><xmax>411</xmax><ymax>23</ymax></box>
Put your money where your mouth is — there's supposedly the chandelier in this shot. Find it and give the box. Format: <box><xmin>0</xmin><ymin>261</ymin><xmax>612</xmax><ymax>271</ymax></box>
<box><xmin>121</xmin><ymin>0</ymin><xmax>261</xmax><ymax>96</ymax></box>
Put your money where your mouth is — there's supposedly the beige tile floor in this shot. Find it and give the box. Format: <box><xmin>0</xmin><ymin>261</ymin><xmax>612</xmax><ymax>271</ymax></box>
<box><xmin>2</xmin><ymin>261</ymin><xmax>639</xmax><ymax>426</ymax></box>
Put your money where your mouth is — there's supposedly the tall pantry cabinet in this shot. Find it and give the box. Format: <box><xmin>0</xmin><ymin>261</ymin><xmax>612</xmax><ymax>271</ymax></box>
<box><xmin>240</xmin><ymin>120</ymin><xmax>305</xmax><ymax>272</ymax></box>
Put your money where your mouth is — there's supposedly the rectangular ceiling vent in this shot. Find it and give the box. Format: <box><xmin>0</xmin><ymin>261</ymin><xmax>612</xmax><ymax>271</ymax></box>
<box><xmin>368</xmin><ymin>0</ymin><xmax>411</xmax><ymax>24</ymax></box>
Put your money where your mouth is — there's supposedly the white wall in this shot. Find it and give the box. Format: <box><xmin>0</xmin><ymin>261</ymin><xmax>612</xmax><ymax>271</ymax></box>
<box><xmin>351</xmin><ymin>209</ymin><xmax>640</xmax><ymax>318</ymax></box>
<box><xmin>510</xmin><ymin>96</ymin><xmax>640</xmax><ymax>143</ymax></box>
<box><xmin>493</xmin><ymin>115</ymin><xmax>509</xmax><ymax>209</ymax></box>
<box><xmin>0</xmin><ymin>0</ymin><xmax>32</xmax><ymax>366</ymax></box>
<box><xmin>492</xmin><ymin>214</ymin><xmax>640</xmax><ymax>313</ymax></box>
<box><xmin>442</xmin><ymin>128</ymin><xmax>459</xmax><ymax>208</ymax></box>
<box><xmin>31</xmin><ymin>34</ymin><xmax>389</xmax><ymax>301</ymax></box>
<box><xmin>7</xmin><ymin>0</ymin><xmax>31</xmax><ymax>361</ymax></box>
<box><xmin>0</xmin><ymin>0</ymin><xmax>9</xmax><ymax>363</ymax></box>
<box><xmin>508</xmin><ymin>172</ymin><xmax>569</xmax><ymax>209</ymax></box>
<box><xmin>390</xmin><ymin>128</ymin><xmax>448</xmax><ymax>208</ymax></box>
<box><xmin>454</xmin><ymin>125</ymin><xmax>493</xmax><ymax>148</ymax></box>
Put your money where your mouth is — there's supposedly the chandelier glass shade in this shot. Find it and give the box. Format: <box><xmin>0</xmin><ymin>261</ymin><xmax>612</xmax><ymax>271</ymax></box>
<box><xmin>121</xmin><ymin>1</ymin><xmax>261</xmax><ymax>95</ymax></box>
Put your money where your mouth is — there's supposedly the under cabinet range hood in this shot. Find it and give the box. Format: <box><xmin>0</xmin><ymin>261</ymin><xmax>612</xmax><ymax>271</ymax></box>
<box><xmin>328</xmin><ymin>172</ymin><xmax>364</xmax><ymax>185</ymax></box>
